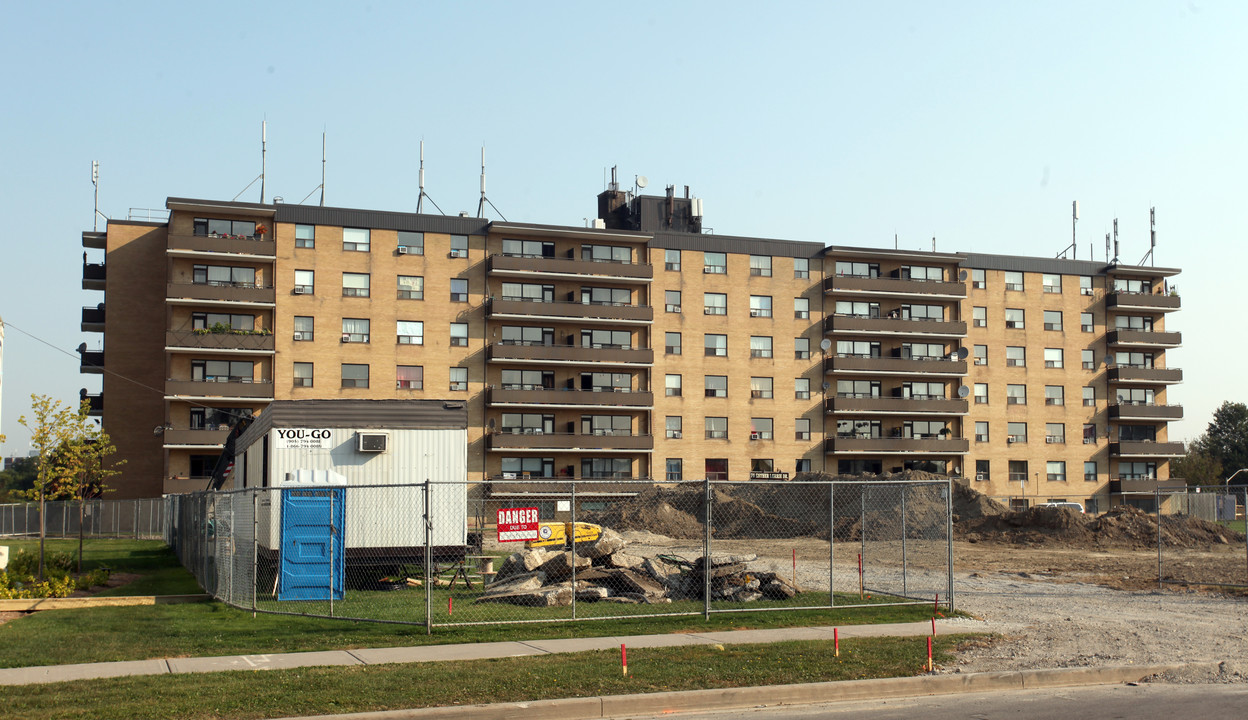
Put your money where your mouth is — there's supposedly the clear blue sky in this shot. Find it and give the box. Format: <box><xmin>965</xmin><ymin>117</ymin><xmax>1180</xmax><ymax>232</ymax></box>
<box><xmin>1</xmin><ymin>1</ymin><xmax>1243</xmax><ymax>454</ymax></box>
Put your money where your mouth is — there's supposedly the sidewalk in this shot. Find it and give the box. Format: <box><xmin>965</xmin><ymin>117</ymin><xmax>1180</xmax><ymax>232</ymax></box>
<box><xmin>0</xmin><ymin>619</ymin><xmax>951</xmax><ymax>686</ymax></box>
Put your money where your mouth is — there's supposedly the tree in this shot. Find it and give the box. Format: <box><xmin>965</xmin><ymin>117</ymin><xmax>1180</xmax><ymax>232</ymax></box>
<box><xmin>1200</xmin><ymin>401</ymin><xmax>1248</xmax><ymax>485</ymax></box>
<box><xmin>57</xmin><ymin>411</ymin><xmax>124</xmax><ymax>572</ymax></box>
<box><xmin>1173</xmin><ymin>436</ymin><xmax>1223</xmax><ymax>487</ymax></box>
<box><xmin>17</xmin><ymin>395</ymin><xmax>79</xmax><ymax>580</ymax></box>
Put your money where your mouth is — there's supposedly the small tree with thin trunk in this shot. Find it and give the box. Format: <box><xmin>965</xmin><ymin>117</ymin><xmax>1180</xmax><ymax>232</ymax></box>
<box><xmin>54</xmin><ymin>401</ymin><xmax>124</xmax><ymax>571</ymax></box>
<box><xmin>17</xmin><ymin>394</ymin><xmax>78</xmax><ymax>581</ymax></box>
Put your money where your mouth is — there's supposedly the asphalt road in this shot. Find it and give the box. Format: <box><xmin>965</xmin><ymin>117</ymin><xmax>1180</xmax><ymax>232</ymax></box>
<box><xmin>616</xmin><ymin>682</ymin><xmax>1248</xmax><ymax>719</ymax></box>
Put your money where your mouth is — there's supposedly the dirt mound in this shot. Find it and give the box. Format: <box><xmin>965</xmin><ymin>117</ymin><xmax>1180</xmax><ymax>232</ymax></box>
<box><xmin>957</xmin><ymin>504</ymin><xmax>1247</xmax><ymax>549</ymax></box>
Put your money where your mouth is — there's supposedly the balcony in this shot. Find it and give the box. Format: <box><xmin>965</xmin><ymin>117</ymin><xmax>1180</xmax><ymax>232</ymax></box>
<box><xmin>165</xmin><ymin>379</ymin><xmax>274</xmax><ymax>400</ymax></box>
<box><xmin>485</xmin><ymin>479</ymin><xmax>654</xmax><ymax>498</ymax></box>
<box><xmin>825</xmin><ymin>436</ymin><xmax>970</xmax><ymax>454</ymax></box>
<box><xmin>1109</xmin><ymin>477</ymin><xmax>1186</xmax><ymax>494</ymax></box>
<box><xmin>82</xmin><ymin>231</ymin><xmax>106</xmax><ymax>249</ymax></box>
<box><xmin>162</xmin><ymin>427</ymin><xmax>231</xmax><ymax>447</ymax></box>
<box><xmin>81</xmin><ymin>305</ymin><xmax>105</xmax><ymax>332</ymax></box>
<box><xmin>1109</xmin><ymin>403</ymin><xmax>1184</xmax><ymax>421</ymax></box>
<box><xmin>79</xmin><ymin>392</ymin><xmax>103</xmax><ymax>417</ymax></box>
<box><xmin>1108</xmin><ymin>366</ymin><xmax>1183</xmax><ymax>384</ymax></box>
<box><xmin>488</xmin><ymin>387</ymin><xmax>653</xmax><ymax>408</ymax></box>
<box><xmin>165</xmin><ymin>330</ymin><xmax>275</xmax><ymax>353</ymax></box>
<box><xmin>826</xmin><ymin>355</ymin><xmax>967</xmax><ymax>377</ymax></box>
<box><xmin>825</xmin><ymin>315</ymin><xmax>967</xmax><ymax>338</ymax></box>
<box><xmin>1107</xmin><ymin>291</ymin><xmax>1181</xmax><ymax>313</ymax></box>
<box><xmin>1110</xmin><ymin>441</ymin><xmax>1185</xmax><ymax>458</ymax></box>
<box><xmin>1107</xmin><ymin>329</ymin><xmax>1181</xmax><ymax>348</ymax></box>
<box><xmin>78</xmin><ymin>347</ymin><xmax>104</xmax><ymax>374</ymax></box>
<box><xmin>487</xmin><ymin>298</ymin><xmax>653</xmax><ymax>324</ymax></box>
<box><xmin>487</xmin><ymin>343</ymin><xmax>653</xmax><ymax>366</ymax></box>
<box><xmin>82</xmin><ymin>263</ymin><xmax>106</xmax><ymax>291</ymax></box>
<box><xmin>487</xmin><ymin>254</ymin><xmax>653</xmax><ymax>284</ymax></box>
<box><xmin>825</xmin><ymin>275</ymin><xmax>967</xmax><ymax>299</ymax></box>
<box><xmin>826</xmin><ymin>396</ymin><xmax>969</xmax><ymax>415</ymax></box>
<box><xmin>167</xmin><ymin>232</ymin><xmax>276</xmax><ymax>259</ymax></box>
<box><xmin>487</xmin><ymin>432</ymin><xmax>654</xmax><ymax>452</ymax></box>
<box><xmin>167</xmin><ymin>282</ymin><xmax>276</xmax><ymax>305</ymax></box>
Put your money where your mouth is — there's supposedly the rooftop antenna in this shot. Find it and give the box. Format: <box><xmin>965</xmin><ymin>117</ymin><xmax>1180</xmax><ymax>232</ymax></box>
<box><xmin>1138</xmin><ymin>207</ymin><xmax>1156</xmax><ymax>266</ymax></box>
<box><xmin>416</xmin><ymin>140</ymin><xmax>444</xmax><ymax>215</ymax></box>
<box><xmin>231</xmin><ymin>120</ymin><xmax>266</xmax><ymax>202</ymax></box>
<box><xmin>1112</xmin><ymin>218</ymin><xmax>1119</xmax><ymax>264</ymax></box>
<box><xmin>91</xmin><ymin>161</ymin><xmax>106</xmax><ymax>231</ymax></box>
<box><xmin>1105</xmin><ymin>231</ymin><xmax>1111</xmax><ymax>263</ymax></box>
<box><xmin>932</xmin><ymin>236</ymin><xmax>936</xmax><ymax>252</ymax></box>
<box><xmin>894</xmin><ymin>233</ymin><xmax>898</xmax><ymax>250</ymax></box>
<box><xmin>1057</xmin><ymin>200</ymin><xmax>1079</xmax><ymax>258</ymax></box>
<box><xmin>297</xmin><ymin>131</ymin><xmax>328</xmax><ymax>205</ymax></box>
<box><xmin>475</xmin><ymin>146</ymin><xmax>508</xmax><ymax>221</ymax></box>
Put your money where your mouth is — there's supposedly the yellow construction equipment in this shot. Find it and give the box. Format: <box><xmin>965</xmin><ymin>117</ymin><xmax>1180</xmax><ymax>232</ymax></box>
<box><xmin>524</xmin><ymin>521</ymin><xmax>602</xmax><ymax>549</ymax></box>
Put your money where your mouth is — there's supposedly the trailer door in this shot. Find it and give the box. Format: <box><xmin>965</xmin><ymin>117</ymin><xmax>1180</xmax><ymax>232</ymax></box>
<box><xmin>278</xmin><ymin>487</ymin><xmax>345</xmax><ymax>601</ymax></box>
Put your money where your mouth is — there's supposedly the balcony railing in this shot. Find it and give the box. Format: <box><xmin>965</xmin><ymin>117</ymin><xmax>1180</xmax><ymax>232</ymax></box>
<box><xmin>825</xmin><ymin>275</ymin><xmax>967</xmax><ymax>299</ymax></box>
<box><xmin>1107</xmin><ymin>329</ymin><xmax>1182</xmax><ymax>348</ymax></box>
<box><xmin>487</xmin><ymin>433</ymin><xmax>654</xmax><ymax>451</ymax></box>
<box><xmin>1109</xmin><ymin>440</ymin><xmax>1185</xmax><ymax>457</ymax></box>
<box><xmin>166</xmin><ymin>282</ymin><xmax>276</xmax><ymax>304</ymax></box>
<box><xmin>78</xmin><ymin>348</ymin><xmax>104</xmax><ymax>374</ymax></box>
<box><xmin>162</xmin><ymin>427</ymin><xmax>231</xmax><ymax>447</ymax></box>
<box><xmin>1107</xmin><ymin>291</ymin><xmax>1181</xmax><ymax>312</ymax></box>
<box><xmin>165</xmin><ymin>330</ymin><xmax>275</xmax><ymax>352</ymax></box>
<box><xmin>1108</xmin><ymin>403</ymin><xmax>1184</xmax><ymax>421</ymax></box>
<box><xmin>487</xmin><ymin>254</ymin><xmax>653</xmax><ymax>282</ymax></box>
<box><xmin>165</xmin><ymin>379</ymin><xmax>274</xmax><ymax>399</ymax></box>
<box><xmin>487</xmin><ymin>387</ymin><xmax>654</xmax><ymax>408</ymax></box>
<box><xmin>167</xmin><ymin>232</ymin><xmax>276</xmax><ymax>258</ymax></box>
<box><xmin>484</xmin><ymin>479</ymin><xmax>654</xmax><ymax>498</ymax></box>
<box><xmin>826</xmin><ymin>355</ymin><xmax>967</xmax><ymax>376</ymax></box>
<box><xmin>487</xmin><ymin>343</ymin><xmax>653</xmax><ymax>366</ymax></box>
<box><xmin>825</xmin><ymin>436</ymin><xmax>970</xmax><ymax>454</ymax></box>
<box><xmin>81</xmin><ymin>305</ymin><xmax>105</xmax><ymax>332</ymax></box>
<box><xmin>1108</xmin><ymin>366</ymin><xmax>1182</xmax><ymax>384</ymax></box>
<box><xmin>487</xmin><ymin>298</ymin><xmax>653</xmax><ymax>323</ymax></box>
<box><xmin>826</xmin><ymin>396</ymin><xmax>969</xmax><ymax>415</ymax></box>
<box><xmin>824</xmin><ymin>315</ymin><xmax>967</xmax><ymax>338</ymax></box>
<box><xmin>82</xmin><ymin>263</ymin><xmax>106</xmax><ymax>290</ymax></box>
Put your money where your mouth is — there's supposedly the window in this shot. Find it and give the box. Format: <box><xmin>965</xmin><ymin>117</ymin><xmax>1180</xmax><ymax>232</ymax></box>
<box><xmin>341</xmin><ymin>363</ymin><xmax>369</xmax><ymax>388</ymax></box>
<box><xmin>794</xmin><ymin>378</ymin><xmax>810</xmax><ymax>400</ymax></box>
<box><xmin>1081</xmin><ymin>313</ymin><xmax>1094</xmax><ymax>333</ymax></box>
<box><xmin>1116</xmin><ymin>387</ymin><xmax>1155</xmax><ymax>405</ymax></box>
<box><xmin>973</xmin><ymin>306</ymin><xmax>987</xmax><ymax>327</ymax></box>
<box><xmin>665</xmin><ymin>374</ymin><xmax>682</xmax><ymax>397</ymax></box>
<box><xmin>1117</xmin><ymin>461</ymin><xmax>1158</xmax><ymax>480</ymax></box>
<box><xmin>666</xmin><ymin>458</ymin><xmax>683</xmax><ymax>481</ymax></box>
<box><xmin>975</xmin><ymin>459</ymin><xmax>990</xmax><ymax>481</ymax></box>
<box><xmin>794</xmin><ymin>258</ymin><xmax>809</xmax><ymax>279</ymax></box>
<box><xmin>583</xmin><ymin>372</ymin><xmax>631</xmax><ymax>393</ymax></box>
<box><xmin>1009</xmin><ymin>461</ymin><xmax>1028</xmax><ymax>483</ymax></box>
<box><xmin>1007</xmin><ymin>422</ymin><xmax>1028</xmax><ymax>444</ymax></box>
<box><xmin>1044</xmin><ymin>348</ymin><xmax>1063</xmax><ymax>368</ymax></box>
<box><xmin>751</xmin><ymin>376</ymin><xmax>774</xmax><ymax>399</ymax></box>
<box><xmin>795</xmin><ymin>418</ymin><xmax>811</xmax><ymax>440</ymax></box>
<box><xmin>449</xmin><ymin>235</ymin><xmax>469</xmax><ymax>258</ymax></box>
<box><xmin>750</xmin><ymin>418</ymin><xmax>774</xmax><ymax>440</ymax></box>
<box><xmin>501</xmin><ymin>325</ymin><xmax>553</xmax><ymax>346</ymax></box>
<box><xmin>450</xmin><ymin>278</ymin><xmax>468</xmax><ymax>302</ymax></box>
<box><xmin>581</xmin><ymin>328</ymin><xmax>632</xmax><ymax>349</ymax></box>
<box><xmin>194</xmin><ymin>217</ymin><xmax>258</xmax><ymax>239</ymax></box>
<box><xmin>704</xmin><ymin>292</ymin><xmax>727</xmax><ymax>315</ymax></box>
<box><xmin>1006</xmin><ymin>346</ymin><xmax>1026</xmax><ymax>367</ymax></box>
<box><xmin>834</xmin><ymin>261</ymin><xmax>878</xmax><ymax>278</ymax></box>
<box><xmin>703</xmin><ymin>251</ymin><xmax>727</xmax><ymax>274</ymax></box>
<box><xmin>1116</xmin><ymin>351</ymin><xmax>1155</xmax><ymax>368</ymax></box>
<box><xmin>291</xmin><ymin>269</ymin><xmax>314</xmax><ymax>294</ymax></box>
<box><xmin>1115</xmin><ymin>315</ymin><xmax>1155</xmax><ymax>331</ymax></box>
<box><xmin>665</xmin><ymin>290</ymin><xmax>682</xmax><ymax>313</ymax></box>
<box><xmin>501</xmin><ymin>457</ymin><xmax>554</xmax><ymax>480</ymax></box>
<box><xmin>193</xmin><ymin>264</ymin><xmax>256</xmax><ymax>288</ymax></box>
<box><xmin>1082</xmin><ymin>349</ymin><xmax>1095</xmax><ymax>370</ymax></box>
<box><xmin>342</xmin><ymin>318</ymin><xmax>370</xmax><ymax>343</ymax></box>
<box><xmin>502</xmin><ymin>282</ymin><xmax>554</xmax><ymax>303</ymax></box>
<box><xmin>750</xmin><ymin>336</ymin><xmax>773</xmax><ymax>358</ymax></box>
<box><xmin>974</xmin><ymin>344</ymin><xmax>987</xmax><ymax>366</ymax></box>
<box><xmin>581</xmin><ymin>244</ymin><xmax>630</xmax><ymax>264</ymax></box>
<box><xmin>396</xmin><ymin>365</ymin><xmax>423</xmax><ymax>390</ymax></box>
<box><xmin>971</xmin><ymin>268</ymin><xmax>985</xmax><ymax>289</ymax></box>
<box><xmin>901</xmin><ymin>304</ymin><xmax>943</xmax><ymax>321</ymax></box>
<box><xmin>749</xmin><ymin>255</ymin><xmax>772</xmax><ymax>277</ymax></box>
<box><xmin>975</xmin><ymin>421</ymin><xmax>989</xmax><ymax>443</ymax></box>
<box><xmin>1005</xmin><ymin>308</ymin><xmax>1024</xmax><ymax>329</ymax></box>
<box><xmin>581</xmin><ymin>415</ymin><xmax>631</xmax><ymax>437</ymax></box>
<box><xmin>795</xmin><ymin>458</ymin><xmax>812</xmax><ymax>473</ymax></box>
<box><xmin>838</xmin><ymin>340</ymin><xmax>880</xmax><ymax>358</ymax></box>
<box><xmin>904</xmin><ymin>419</ymin><xmax>948</xmax><ymax>439</ymax></box>
<box><xmin>343</xmin><ymin>227</ymin><xmax>370</xmax><ymax>252</ymax></box>
<box><xmin>665</xmin><ymin>416</ymin><xmax>683</xmax><ymax>439</ymax></box>
<box><xmin>749</xmin><ymin>296</ymin><xmax>772</xmax><ymax>317</ymax></box>
<box><xmin>704</xmin><ymin>334</ymin><xmax>727</xmax><ymax>357</ymax></box>
<box><xmin>902</xmin><ymin>265</ymin><xmax>944</xmax><ymax>282</ymax></box>
<box><xmin>398</xmin><ymin>275</ymin><xmax>423</xmax><ymax>300</ymax></box>
<box><xmin>705</xmin><ymin>375</ymin><xmax>728</xmax><ymax>398</ymax></box>
<box><xmin>1043</xmin><ymin>310</ymin><xmax>1062</xmax><ymax>331</ymax></box>
<box><xmin>838</xmin><ymin>419</ymin><xmax>882</xmax><ymax>439</ymax></box>
<box><xmin>1083</xmin><ymin>423</ymin><xmax>1097</xmax><ymax>445</ymax></box>
<box><xmin>1083</xmin><ymin>386</ymin><xmax>1096</xmax><ymax>407</ymax></box>
<box><xmin>795</xmin><ymin>337</ymin><xmax>810</xmax><ymax>359</ymax></box>
<box><xmin>581</xmin><ymin>287</ymin><xmax>632</xmax><ymax>307</ymax></box>
<box><xmin>903</xmin><ymin>342</ymin><xmax>945</xmax><ymax>360</ymax></box>
<box><xmin>1084</xmin><ymin>462</ymin><xmax>1098</xmax><ymax>482</ymax></box>
<box><xmin>1045</xmin><ymin>385</ymin><xmax>1065</xmax><ymax>406</ymax></box>
<box><xmin>397</xmin><ymin>320</ymin><xmax>422</xmax><ymax>345</ymax></box>
<box><xmin>192</xmin><ymin>312</ymin><xmax>255</xmax><ymax>332</ymax></box>
<box><xmin>450</xmin><ymin>323</ymin><xmax>469</xmax><ymax>347</ymax></box>
<box><xmin>502</xmin><ymin>238</ymin><xmax>552</xmax><ymax>258</ymax></box>
<box><xmin>836</xmin><ymin>300</ymin><xmax>880</xmax><ymax>318</ymax></box>
<box><xmin>501</xmin><ymin>369</ymin><xmax>552</xmax><ymax>390</ymax></box>
<box><xmin>1004</xmin><ymin>271</ymin><xmax>1024</xmax><ymax>291</ymax></box>
<box><xmin>705</xmin><ymin>417</ymin><xmax>729</xmax><ymax>439</ymax></box>
<box><xmin>342</xmin><ymin>272</ymin><xmax>370</xmax><ymax>297</ymax></box>
<box><xmin>1046</xmin><ymin>423</ymin><xmax>1066</xmax><ymax>444</ymax></box>
<box><xmin>705</xmin><ymin>458</ymin><xmax>729</xmax><ymax>481</ymax></box>
<box><xmin>974</xmin><ymin>383</ymin><xmax>989</xmax><ymax>404</ymax></box>
<box><xmin>903</xmin><ymin>381</ymin><xmax>946</xmax><ymax>400</ymax></box>
<box><xmin>449</xmin><ymin>367</ymin><xmax>468</xmax><ymax>391</ymax></box>
<box><xmin>1006</xmin><ymin>384</ymin><xmax>1026</xmax><ymax>405</ymax></box>
<box><xmin>293</xmin><ymin>316</ymin><xmax>314</xmax><ymax>341</ymax></box>
<box><xmin>293</xmin><ymin>362</ymin><xmax>313</xmax><ymax>388</ymax></box>
<box><xmin>664</xmin><ymin>249</ymin><xmax>681</xmax><ymax>271</ymax></box>
<box><xmin>1042</xmin><ymin>274</ymin><xmax>1062</xmax><ymax>293</ymax></box>
<box><xmin>665</xmin><ymin>332</ymin><xmax>682</xmax><ymax>355</ymax></box>
<box><xmin>837</xmin><ymin>379</ymin><xmax>880</xmax><ymax>398</ymax></box>
<box><xmin>502</xmin><ymin>413</ymin><xmax>554</xmax><ymax>435</ymax></box>
<box><xmin>294</xmin><ymin>224</ymin><xmax>315</xmax><ymax>248</ymax></box>
<box><xmin>794</xmin><ymin>297</ymin><xmax>810</xmax><ymax>319</ymax></box>
<box><xmin>1047</xmin><ymin>461</ymin><xmax>1067</xmax><ymax>482</ymax></box>
<box><xmin>396</xmin><ymin>231</ymin><xmax>424</xmax><ymax>255</ymax></box>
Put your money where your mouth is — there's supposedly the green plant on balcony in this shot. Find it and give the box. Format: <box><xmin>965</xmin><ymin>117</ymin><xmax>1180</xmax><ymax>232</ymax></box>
<box><xmin>190</xmin><ymin>323</ymin><xmax>272</xmax><ymax>337</ymax></box>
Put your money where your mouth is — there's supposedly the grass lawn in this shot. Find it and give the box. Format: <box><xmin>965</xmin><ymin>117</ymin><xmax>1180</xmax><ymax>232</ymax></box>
<box><xmin>2</xmin><ymin>635</ymin><xmax>978</xmax><ymax>720</ymax></box>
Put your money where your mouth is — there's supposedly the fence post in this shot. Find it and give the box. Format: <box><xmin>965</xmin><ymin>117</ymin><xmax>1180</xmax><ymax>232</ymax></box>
<box><xmin>424</xmin><ymin>480</ymin><xmax>432</xmax><ymax>634</ymax></box>
<box><xmin>703</xmin><ymin>476</ymin><xmax>711</xmax><ymax>620</ymax></box>
<box><xmin>901</xmin><ymin>485</ymin><xmax>908</xmax><ymax>598</ymax></box>
<box><xmin>1243</xmin><ymin>486</ymin><xmax>1247</xmax><ymax>588</ymax></box>
<box><xmin>329</xmin><ymin>490</ymin><xmax>335</xmax><ymax>618</ymax></box>
<box><xmin>946</xmin><ymin>479</ymin><xmax>954</xmax><ymax>611</ymax></box>
<box><xmin>828</xmin><ymin>480</ymin><xmax>835</xmax><ymax>607</ymax></box>
<box><xmin>570</xmin><ymin>481</ymin><xmax>577</xmax><ymax>620</ymax></box>
<box><xmin>252</xmin><ymin>490</ymin><xmax>259</xmax><ymax>616</ymax></box>
<box><xmin>1156</xmin><ymin>488</ymin><xmax>1162</xmax><ymax>590</ymax></box>
<box><xmin>860</xmin><ymin>484</ymin><xmax>867</xmax><ymax>594</ymax></box>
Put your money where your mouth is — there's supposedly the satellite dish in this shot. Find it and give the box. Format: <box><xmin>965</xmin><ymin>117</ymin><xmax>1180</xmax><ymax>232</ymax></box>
<box><xmin>957</xmin><ymin>385</ymin><xmax>971</xmax><ymax>398</ymax></box>
<box><xmin>958</xmin><ymin>269</ymin><xmax>968</xmax><ymax>281</ymax></box>
<box><xmin>636</xmin><ymin>175</ymin><xmax>649</xmax><ymax>189</ymax></box>
<box><xmin>956</xmin><ymin>347</ymin><xmax>970</xmax><ymax>360</ymax></box>
<box><xmin>822</xmin><ymin>382</ymin><xmax>831</xmax><ymax>391</ymax></box>
<box><xmin>487</xmin><ymin>418</ymin><xmax>496</xmax><ymax>431</ymax></box>
<box><xmin>1103</xmin><ymin>355</ymin><xmax>1115</xmax><ymax>366</ymax></box>
<box><xmin>819</xmin><ymin>338</ymin><xmax>832</xmax><ymax>352</ymax></box>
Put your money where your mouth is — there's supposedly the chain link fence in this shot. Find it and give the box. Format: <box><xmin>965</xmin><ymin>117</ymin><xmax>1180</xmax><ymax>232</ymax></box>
<box><xmin>0</xmin><ymin>499</ymin><xmax>164</xmax><ymax>539</ymax></box>
<box><xmin>1153</xmin><ymin>487</ymin><xmax>1248</xmax><ymax>589</ymax></box>
<box><xmin>165</xmin><ymin>478</ymin><xmax>953</xmax><ymax>630</ymax></box>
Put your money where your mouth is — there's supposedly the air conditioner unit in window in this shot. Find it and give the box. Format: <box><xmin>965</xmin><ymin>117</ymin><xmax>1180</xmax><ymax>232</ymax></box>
<box><xmin>750</xmin><ymin>432</ymin><xmax>760</xmax><ymax>440</ymax></box>
<box><xmin>293</xmin><ymin>287</ymin><xmax>308</xmax><ymax>295</ymax></box>
<box><xmin>449</xmin><ymin>249</ymin><xmax>468</xmax><ymax>258</ymax></box>
<box><xmin>397</xmin><ymin>246</ymin><xmax>409</xmax><ymax>255</ymax></box>
<box><xmin>671</xmin><ymin>431</ymin><xmax>682</xmax><ymax>439</ymax></box>
<box><xmin>750</xmin><ymin>310</ymin><xmax>761</xmax><ymax>317</ymax></box>
<box><xmin>341</xmin><ymin>334</ymin><xmax>351</xmax><ymax>342</ymax></box>
<box><xmin>358</xmin><ymin>433</ymin><xmax>388</xmax><ymax>452</ymax></box>
<box><xmin>976</xmin><ymin>472</ymin><xmax>986</xmax><ymax>482</ymax></box>
<box><xmin>293</xmin><ymin>332</ymin><xmax>304</xmax><ymax>341</ymax></box>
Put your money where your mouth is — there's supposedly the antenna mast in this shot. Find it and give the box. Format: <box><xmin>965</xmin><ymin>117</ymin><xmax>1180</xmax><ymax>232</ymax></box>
<box><xmin>320</xmin><ymin>131</ymin><xmax>326</xmax><ymax>206</ymax></box>
<box><xmin>92</xmin><ymin>161</ymin><xmax>100</xmax><ymax>231</ymax></box>
<box><xmin>475</xmin><ymin>146</ymin><xmax>507</xmax><ymax>221</ymax></box>
<box><xmin>1057</xmin><ymin>200</ymin><xmax>1079</xmax><ymax>258</ymax></box>
<box><xmin>1138</xmin><ymin>207</ymin><xmax>1156</xmax><ymax>266</ymax></box>
<box><xmin>416</xmin><ymin>140</ymin><xmax>443</xmax><ymax>214</ymax></box>
<box><xmin>260</xmin><ymin>120</ymin><xmax>267</xmax><ymax>204</ymax></box>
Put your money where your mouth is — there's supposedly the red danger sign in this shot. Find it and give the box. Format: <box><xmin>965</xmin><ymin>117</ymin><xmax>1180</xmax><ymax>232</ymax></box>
<box><xmin>497</xmin><ymin>507</ymin><xmax>540</xmax><ymax>542</ymax></box>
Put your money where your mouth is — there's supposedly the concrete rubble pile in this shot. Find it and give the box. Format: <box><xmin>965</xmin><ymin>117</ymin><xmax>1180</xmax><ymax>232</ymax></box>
<box><xmin>475</xmin><ymin>527</ymin><xmax>802</xmax><ymax>607</ymax></box>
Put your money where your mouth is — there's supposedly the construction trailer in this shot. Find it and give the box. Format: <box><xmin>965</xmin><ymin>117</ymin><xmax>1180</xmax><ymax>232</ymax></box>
<box><xmin>230</xmin><ymin>399</ymin><xmax>468</xmax><ymax>595</ymax></box>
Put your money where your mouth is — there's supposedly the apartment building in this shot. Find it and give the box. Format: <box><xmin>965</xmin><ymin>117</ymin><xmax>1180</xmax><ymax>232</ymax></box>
<box><xmin>80</xmin><ymin>187</ymin><xmax>1182</xmax><ymax>511</ymax></box>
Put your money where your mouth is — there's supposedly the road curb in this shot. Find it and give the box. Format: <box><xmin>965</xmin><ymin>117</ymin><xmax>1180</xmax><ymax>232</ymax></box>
<box><xmin>276</xmin><ymin>662</ymin><xmax>1222</xmax><ymax>720</ymax></box>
